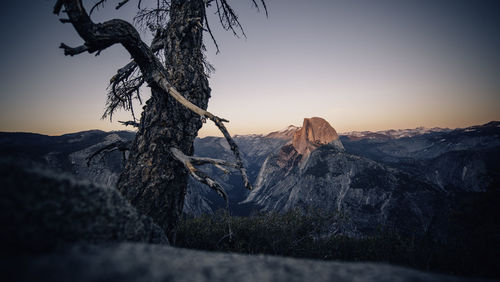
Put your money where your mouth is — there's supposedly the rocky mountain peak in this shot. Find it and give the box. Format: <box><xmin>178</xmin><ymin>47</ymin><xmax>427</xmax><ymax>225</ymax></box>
<box><xmin>292</xmin><ymin>117</ymin><xmax>342</xmax><ymax>156</ymax></box>
<box><xmin>265</xmin><ymin>125</ymin><xmax>300</xmax><ymax>139</ymax></box>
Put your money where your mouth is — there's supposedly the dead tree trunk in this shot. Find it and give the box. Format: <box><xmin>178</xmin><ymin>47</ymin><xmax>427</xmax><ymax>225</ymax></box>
<box><xmin>54</xmin><ymin>0</ymin><xmax>260</xmax><ymax>245</ymax></box>
<box><xmin>117</xmin><ymin>0</ymin><xmax>209</xmax><ymax>243</ymax></box>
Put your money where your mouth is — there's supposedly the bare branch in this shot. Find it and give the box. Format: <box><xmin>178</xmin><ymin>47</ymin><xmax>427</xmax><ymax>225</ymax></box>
<box><xmin>170</xmin><ymin>148</ymin><xmax>228</xmax><ymax>202</ymax></box>
<box><xmin>154</xmin><ymin>72</ymin><xmax>252</xmax><ymax>191</ymax></box>
<box><xmin>53</xmin><ymin>0</ymin><xmax>164</xmax><ymax>121</ymax></box>
<box><xmin>211</xmin><ymin>117</ymin><xmax>252</xmax><ymax>190</ymax></box>
<box><xmin>133</xmin><ymin>1</ymin><xmax>170</xmax><ymax>31</ymax></box>
<box><xmin>154</xmin><ymin>73</ymin><xmax>223</xmax><ymax>121</ymax></box>
<box><xmin>213</xmin><ymin>164</ymin><xmax>230</xmax><ymax>174</ymax></box>
<box><xmin>90</xmin><ymin>0</ymin><xmax>107</xmax><ymax>15</ymax></box>
<box><xmin>86</xmin><ymin>140</ymin><xmax>131</xmax><ymax>166</ymax></box>
<box><xmin>261</xmin><ymin>0</ymin><xmax>269</xmax><ymax>17</ymax></box>
<box><xmin>171</xmin><ymin>145</ymin><xmax>235</xmax><ymax>242</ymax></box>
<box><xmin>214</xmin><ymin>0</ymin><xmax>246</xmax><ymax>38</ymax></box>
<box><xmin>251</xmin><ymin>0</ymin><xmax>268</xmax><ymax>18</ymax></box>
<box><xmin>116</xmin><ymin>0</ymin><xmax>131</xmax><ymax>10</ymax></box>
<box><xmin>189</xmin><ymin>156</ymin><xmax>238</xmax><ymax>175</ymax></box>
<box><xmin>103</xmin><ymin>29</ymin><xmax>166</xmax><ymax>120</ymax></box>
<box><xmin>59</xmin><ymin>43</ymin><xmax>88</xmax><ymax>56</ymax></box>
<box><xmin>103</xmin><ymin>65</ymin><xmax>144</xmax><ymax>120</ymax></box>
<box><xmin>55</xmin><ymin>0</ymin><xmax>162</xmax><ymax>72</ymax></box>
<box><xmin>119</xmin><ymin>120</ymin><xmax>139</xmax><ymax>127</ymax></box>
<box><xmin>204</xmin><ymin>0</ymin><xmax>267</xmax><ymax>54</ymax></box>
<box><xmin>53</xmin><ymin>0</ymin><xmax>64</xmax><ymax>14</ymax></box>
<box><xmin>204</xmin><ymin>11</ymin><xmax>220</xmax><ymax>54</ymax></box>
<box><xmin>111</xmin><ymin>61</ymin><xmax>137</xmax><ymax>84</ymax></box>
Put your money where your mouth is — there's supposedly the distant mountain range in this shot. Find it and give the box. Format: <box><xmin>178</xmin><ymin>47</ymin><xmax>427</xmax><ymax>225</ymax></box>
<box><xmin>1</xmin><ymin>120</ymin><xmax>498</xmax><ymax>237</ymax></box>
<box><xmin>342</xmin><ymin>126</ymin><xmax>452</xmax><ymax>140</ymax></box>
<box><xmin>240</xmin><ymin>119</ymin><xmax>499</xmax><ymax>236</ymax></box>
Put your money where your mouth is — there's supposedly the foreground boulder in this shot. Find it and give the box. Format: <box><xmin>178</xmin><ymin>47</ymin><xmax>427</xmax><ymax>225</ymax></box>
<box><xmin>0</xmin><ymin>162</ymin><xmax>168</xmax><ymax>254</ymax></box>
<box><xmin>0</xmin><ymin>162</ymin><xmax>487</xmax><ymax>282</ymax></box>
<box><xmin>2</xmin><ymin>243</ymin><xmax>481</xmax><ymax>282</ymax></box>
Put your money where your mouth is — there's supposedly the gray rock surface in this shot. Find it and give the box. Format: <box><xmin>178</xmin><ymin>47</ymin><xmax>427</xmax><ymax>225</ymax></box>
<box><xmin>0</xmin><ymin>162</ymin><xmax>168</xmax><ymax>254</ymax></box>
<box><xmin>1</xmin><ymin>242</ymin><xmax>483</xmax><ymax>282</ymax></box>
<box><xmin>244</xmin><ymin>144</ymin><xmax>442</xmax><ymax>236</ymax></box>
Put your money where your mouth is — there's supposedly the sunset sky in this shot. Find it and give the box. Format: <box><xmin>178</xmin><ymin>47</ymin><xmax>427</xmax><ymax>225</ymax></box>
<box><xmin>0</xmin><ymin>0</ymin><xmax>499</xmax><ymax>136</ymax></box>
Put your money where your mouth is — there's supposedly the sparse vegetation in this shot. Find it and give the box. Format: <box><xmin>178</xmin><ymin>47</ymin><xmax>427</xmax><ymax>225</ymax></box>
<box><xmin>177</xmin><ymin>200</ymin><xmax>500</xmax><ymax>280</ymax></box>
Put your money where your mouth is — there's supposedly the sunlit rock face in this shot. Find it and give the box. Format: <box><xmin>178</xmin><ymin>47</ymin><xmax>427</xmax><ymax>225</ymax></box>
<box><xmin>292</xmin><ymin>117</ymin><xmax>344</xmax><ymax>157</ymax></box>
<box><xmin>244</xmin><ymin>117</ymin><xmax>443</xmax><ymax>237</ymax></box>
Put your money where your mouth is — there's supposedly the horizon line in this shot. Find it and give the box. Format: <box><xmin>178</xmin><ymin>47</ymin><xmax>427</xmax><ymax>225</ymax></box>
<box><xmin>1</xmin><ymin>120</ymin><xmax>497</xmax><ymax>138</ymax></box>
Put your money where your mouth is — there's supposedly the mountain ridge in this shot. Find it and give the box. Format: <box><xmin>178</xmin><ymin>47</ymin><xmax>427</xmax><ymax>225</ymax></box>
<box><xmin>1</xmin><ymin>120</ymin><xmax>498</xmax><ymax>220</ymax></box>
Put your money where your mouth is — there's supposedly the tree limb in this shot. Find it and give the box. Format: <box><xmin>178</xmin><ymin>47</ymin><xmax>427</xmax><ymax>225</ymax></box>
<box><xmin>189</xmin><ymin>155</ymin><xmax>239</xmax><ymax>174</ymax></box>
<box><xmin>212</xmin><ymin>118</ymin><xmax>252</xmax><ymax>190</ymax></box>
<box><xmin>53</xmin><ymin>0</ymin><xmax>64</xmax><ymax>14</ymax></box>
<box><xmin>103</xmin><ymin>28</ymin><xmax>166</xmax><ymax>120</ymax></box>
<box><xmin>86</xmin><ymin>140</ymin><xmax>132</xmax><ymax>166</ymax></box>
<box><xmin>203</xmin><ymin>10</ymin><xmax>220</xmax><ymax>54</ymax></box>
<box><xmin>55</xmin><ymin>0</ymin><xmax>162</xmax><ymax>77</ymax></box>
<box><xmin>170</xmin><ymin>147</ymin><xmax>228</xmax><ymax>203</ymax></box>
<box><xmin>116</xmin><ymin>0</ymin><xmax>131</xmax><ymax>10</ymax></box>
<box><xmin>155</xmin><ymin>72</ymin><xmax>252</xmax><ymax>190</ymax></box>
<box><xmin>59</xmin><ymin>43</ymin><xmax>88</xmax><ymax>56</ymax></box>
<box><xmin>118</xmin><ymin>120</ymin><xmax>140</xmax><ymax>127</ymax></box>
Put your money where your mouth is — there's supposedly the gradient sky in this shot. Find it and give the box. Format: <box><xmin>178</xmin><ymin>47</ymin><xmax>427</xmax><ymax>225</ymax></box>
<box><xmin>0</xmin><ymin>0</ymin><xmax>499</xmax><ymax>136</ymax></box>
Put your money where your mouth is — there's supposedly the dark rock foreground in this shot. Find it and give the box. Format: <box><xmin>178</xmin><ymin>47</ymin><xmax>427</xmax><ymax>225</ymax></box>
<box><xmin>0</xmin><ymin>160</ymin><xmax>487</xmax><ymax>282</ymax></box>
<box><xmin>1</xmin><ymin>243</ymin><xmax>484</xmax><ymax>282</ymax></box>
<box><xmin>0</xmin><ymin>161</ymin><xmax>168</xmax><ymax>254</ymax></box>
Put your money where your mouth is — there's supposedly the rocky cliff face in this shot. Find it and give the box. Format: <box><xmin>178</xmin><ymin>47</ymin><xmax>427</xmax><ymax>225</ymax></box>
<box><xmin>246</xmin><ymin>144</ymin><xmax>444</xmax><ymax>236</ymax></box>
<box><xmin>341</xmin><ymin>121</ymin><xmax>500</xmax><ymax>193</ymax></box>
<box><xmin>244</xmin><ymin>118</ymin><xmax>445</xmax><ymax>236</ymax></box>
<box><xmin>292</xmin><ymin>117</ymin><xmax>343</xmax><ymax>157</ymax></box>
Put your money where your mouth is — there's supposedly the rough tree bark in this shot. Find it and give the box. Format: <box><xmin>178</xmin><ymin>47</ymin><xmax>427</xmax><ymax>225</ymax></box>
<box><xmin>117</xmin><ymin>0</ymin><xmax>209</xmax><ymax>243</ymax></box>
<box><xmin>54</xmin><ymin>0</ymin><xmax>263</xmax><ymax>244</ymax></box>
